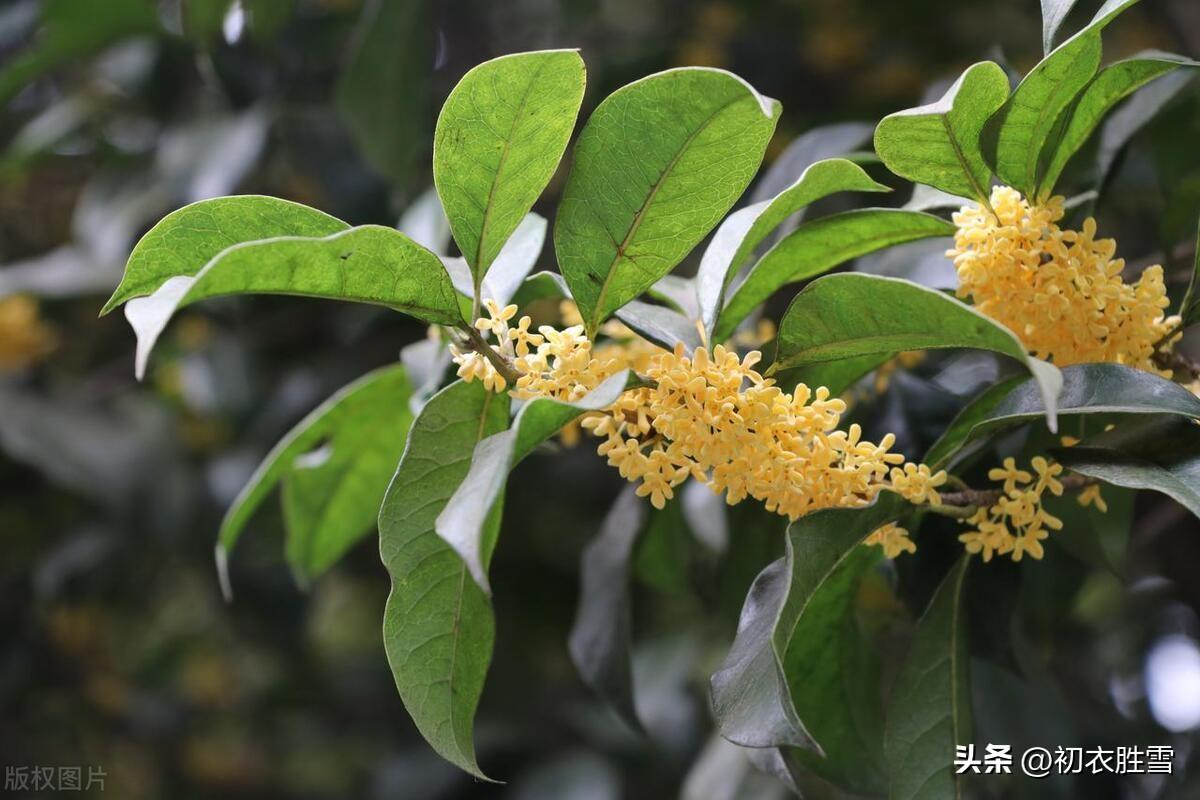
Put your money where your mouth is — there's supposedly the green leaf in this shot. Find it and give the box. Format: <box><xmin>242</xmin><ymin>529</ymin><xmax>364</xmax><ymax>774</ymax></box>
<box><xmin>983</xmin><ymin>0</ymin><xmax>1143</xmax><ymax>196</ymax></box>
<box><xmin>434</xmin><ymin>50</ymin><xmax>585</xmax><ymax>284</ymax></box>
<box><xmin>710</xmin><ymin>494</ymin><xmax>906</xmax><ymax>755</ymax></box>
<box><xmin>0</xmin><ymin>0</ymin><xmax>159</xmax><ymax>107</ymax></box>
<box><xmin>926</xmin><ymin>364</ymin><xmax>1200</xmax><ymax>469</ymax></box>
<box><xmin>773</xmin><ymin>274</ymin><xmax>1063</xmax><ymax>429</ymax></box>
<box><xmin>696</xmin><ymin>158</ymin><xmax>889</xmax><ymax>337</ymax></box>
<box><xmin>437</xmin><ymin>372</ymin><xmax>631</xmax><ymax>594</ymax></box>
<box><xmin>780</xmin><ymin>539</ymin><xmax>890</xmax><ymax>792</ymax></box>
<box><xmin>555</xmin><ymin>68</ymin><xmax>780</xmax><ymax>336</ymax></box>
<box><xmin>124</xmin><ymin>226</ymin><xmax>462</xmax><ymax>379</ymax></box>
<box><xmin>874</xmin><ymin>62</ymin><xmax>1010</xmax><ymax>202</ymax></box>
<box><xmin>442</xmin><ymin>212</ymin><xmax>548</xmax><ymax>305</ymax></box>
<box><xmin>923</xmin><ymin>377</ymin><xmax>1027</xmax><ymax>469</ymax></box>
<box><xmin>1179</xmin><ymin>216</ymin><xmax>1200</xmax><ymax>327</ymax></box>
<box><xmin>215</xmin><ymin>364</ymin><xmax>414</xmax><ymax>593</ymax></box>
<box><xmin>884</xmin><ymin>558</ymin><xmax>972</xmax><ymax>800</ymax></box>
<box><xmin>1055</xmin><ymin>416</ymin><xmax>1200</xmax><ymax>519</ymax></box>
<box><xmin>714</xmin><ymin>209</ymin><xmax>955</xmax><ymax>344</ymax></box>
<box><xmin>102</xmin><ymin>195</ymin><xmax>349</xmax><ymax>314</ymax></box>
<box><xmin>335</xmin><ymin>0</ymin><xmax>431</xmax><ymax>187</ymax></box>
<box><xmin>984</xmin><ymin>32</ymin><xmax>1101</xmax><ymax>197</ymax></box>
<box><xmin>568</xmin><ymin>486</ymin><xmax>648</xmax><ymax>732</ymax></box>
<box><xmin>772</xmin><ymin>353</ymin><xmax>894</xmax><ymax>397</ymax></box>
<box><xmin>710</xmin><ymin>557</ymin><xmax>816</xmax><ymax>750</ymax></box>
<box><xmin>379</xmin><ymin>380</ymin><xmax>510</xmax><ymax>779</ymax></box>
<box><xmin>1039</xmin><ymin>52</ymin><xmax>1199</xmax><ymax>195</ymax></box>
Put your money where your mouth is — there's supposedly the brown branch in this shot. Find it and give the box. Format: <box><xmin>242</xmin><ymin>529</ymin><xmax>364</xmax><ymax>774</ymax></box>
<box><xmin>1154</xmin><ymin>346</ymin><xmax>1200</xmax><ymax>381</ymax></box>
<box><xmin>461</xmin><ymin>325</ymin><xmax>522</xmax><ymax>386</ymax></box>
<box><xmin>925</xmin><ymin>473</ymin><xmax>1096</xmax><ymax>519</ymax></box>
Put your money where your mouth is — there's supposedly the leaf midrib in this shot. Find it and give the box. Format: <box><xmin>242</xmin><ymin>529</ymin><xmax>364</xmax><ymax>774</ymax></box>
<box><xmin>474</xmin><ymin>57</ymin><xmax>554</xmax><ymax>278</ymax></box>
<box><xmin>446</xmin><ymin>388</ymin><xmax>496</xmax><ymax>767</ymax></box>
<box><xmin>589</xmin><ymin>93</ymin><xmax>747</xmax><ymax>333</ymax></box>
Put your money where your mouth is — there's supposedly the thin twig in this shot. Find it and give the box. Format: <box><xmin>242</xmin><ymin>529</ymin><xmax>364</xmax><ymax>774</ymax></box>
<box><xmin>925</xmin><ymin>473</ymin><xmax>1095</xmax><ymax>519</ymax></box>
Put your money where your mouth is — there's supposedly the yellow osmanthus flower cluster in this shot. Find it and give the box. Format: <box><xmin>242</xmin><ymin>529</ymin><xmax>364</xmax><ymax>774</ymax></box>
<box><xmin>957</xmin><ymin>456</ymin><xmax>1068</xmax><ymax>562</ymax></box>
<box><xmin>452</xmin><ymin>299</ymin><xmax>947</xmax><ymax>521</ymax></box>
<box><xmin>950</xmin><ymin>186</ymin><xmax>1177</xmax><ymax>374</ymax></box>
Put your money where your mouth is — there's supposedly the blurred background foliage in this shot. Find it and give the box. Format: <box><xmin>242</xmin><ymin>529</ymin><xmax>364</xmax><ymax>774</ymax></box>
<box><xmin>2</xmin><ymin>0</ymin><xmax>1200</xmax><ymax>797</ymax></box>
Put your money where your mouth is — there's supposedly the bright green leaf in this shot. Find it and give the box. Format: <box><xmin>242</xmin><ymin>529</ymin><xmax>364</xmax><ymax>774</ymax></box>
<box><xmin>984</xmin><ymin>31</ymin><xmax>1102</xmax><ymax>196</ymax></box>
<box><xmin>1039</xmin><ymin>51</ymin><xmax>1199</xmax><ymax>195</ymax></box>
<box><xmin>102</xmin><ymin>195</ymin><xmax>349</xmax><ymax>314</ymax></box>
<box><xmin>773</xmin><ymin>274</ymin><xmax>1063</xmax><ymax>429</ymax></box>
<box><xmin>437</xmin><ymin>372</ymin><xmax>631</xmax><ymax>594</ymax></box>
<box><xmin>983</xmin><ymin>0</ymin><xmax>1143</xmax><ymax>196</ymax></box>
<box><xmin>884</xmin><ymin>558</ymin><xmax>972</xmax><ymax>800</ymax></box>
<box><xmin>216</xmin><ymin>364</ymin><xmax>413</xmax><ymax>592</ymax></box>
<box><xmin>555</xmin><ymin>68</ymin><xmax>780</xmax><ymax>336</ymax></box>
<box><xmin>875</xmin><ymin>62</ymin><xmax>1010</xmax><ymax>202</ymax></box>
<box><xmin>715</xmin><ymin>209</ymin><xmax>955</xmax><ymax>343</ymax></box>
<box><xmin>1055</xmin><ymin>416</ymin><xmax>1200</xmax><ymax>519</ymax></box>
<box><xmin>379</xmin><ymin>380</ymin><xmax>510</xmax><ymax>779</ymax></box>
<box><xmin>772</xmin><ymin>353</ymin><xmax>894</xmax><ymax>397</ymax></box>
<box><xmin>124</xmin><ymin>226</ymin><xmax>462</xmax><ymax>379</ymax></box>
<box><xmin>443</xmin><ymin>212</ymin><xmax>548</xmax><ymax>305</ymax></box>
<box><xmin>697</xmin><ymin>158</ymin><xmax>889</xmax><ymax>337</ymax></box>
<box><xmin>434</xmin><ymin>50</ymin><xmax>585</xmax><ymax>284</ymax></box>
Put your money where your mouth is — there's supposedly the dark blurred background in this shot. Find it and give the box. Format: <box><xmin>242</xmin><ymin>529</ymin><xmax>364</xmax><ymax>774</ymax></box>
<box><xmin>3</xmin><ymin>1</ymin><xmax>1200</xmax><ymax>798</ymax></box>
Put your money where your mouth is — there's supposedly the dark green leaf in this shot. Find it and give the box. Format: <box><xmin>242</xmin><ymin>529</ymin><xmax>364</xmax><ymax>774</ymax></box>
<box><xmin>434</xmin><ymin>50</ymin><xmax>585</xmax><ymax>284</ymax></box>
<box><xmin>697</xmin><ymin>158</ymin><xmax>889</xmax><ymax>337</ymax></box>
<box><xmin>335</xmin><ymin>0</ymin><xmax>431</xmax><ymax>187</ymax></box>
<box><xmin>773</xmin><ymin>274</ymin><xmax>1062</xmax><ymax>428</ymax></box>
<box><xmin>714</xmin><ymin>210</ymin><xmax>955</xmax><ymax>344</ymax></box>
<box><xmin>710</xmin><ymin>557</ymin><xmax>815</xmax><ymax>750</ymax></box>
<box><xmin>555</xmin><ymin>68</ymin><xmax>780</xmax><ymax>335</ymax></box>
<box><xmin>102</xmin><ymin>195</ymin><xmax>348</xmax><ymax>314</ymax></box>
<box><xmin>884</xmin><ymin>558</ymin><xmax>972</xmax><ymax>800</ymax></box>
<box><xmin>1055</xmin><ymin>416</ymin><xmax>1200</xmax><ymax>519</ymax></box>
<box><xmin>379</xmin><ymin>380</ymin><xmax>510</xmax><ymax>779</ymax></box>
<box><xmin>1039</xmin><ymin>52</ymin><xmax>1198</xmax><ymax>195</ymax></box>
<box><xmin>568</xmin><ymin>486</ymin><xmax>648</xmax><ymax>731</ymax></box>
<box><xmin>926</xmin><ymin>364</ymin><xmax>1200</xmax><ymax>469</ymax></box>
<box><xmin>216</xmin><ymin>364</ymin><xmax>414</xmax><ymax>592</ymax></box>
<box><xmin>875</xmin><ymin>62</ymin><xmax>1010</xmax><ymax>202</ymax></box>
<box><xmin>437</xmin><ymin>372</ymin><xmax>630</xmax><ymax>594</ymax></box>
<box><xmin>125</xmin><ymin>225</ymin><xmax>462</xmax><ymax>379</ymax></box>
<box><xmin>781</xmin><ymin>545</ymin><xmax>887</xmax><ymax>792</ymax></box>
<box><xmin>711</xmin><ymin>494</ymin><xmax>906</xmax><ymax>755</ymax></box>
<box><xmin>923</xmin><ymin>377</ymin><xmax>1027</xmax><ymax>469</ymax></box>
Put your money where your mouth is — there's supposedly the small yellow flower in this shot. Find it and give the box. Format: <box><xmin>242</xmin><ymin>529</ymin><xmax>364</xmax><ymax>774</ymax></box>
<box><xmin>865</xmin><ymin>522</ymin><xmax>916</xmax><ymax>559</ymax></box>
<box><xmin>988</xmin><ymin>457</ymin><xmax>1031</xmax><ymax>495</ymax></box>
<box><xmin>1077</xmin><ymin>483</ymin><xmax>1108</xmax><ymax>513</ymax></box>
